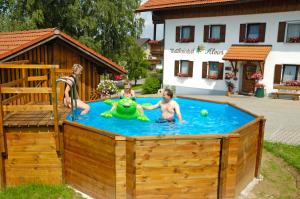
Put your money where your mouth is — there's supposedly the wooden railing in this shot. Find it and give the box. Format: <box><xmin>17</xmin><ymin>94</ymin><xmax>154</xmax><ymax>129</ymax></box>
<box><xmin>0</xmin><ymin>64</ymin><xmax>61</xmax><ymax>155</ymax></box>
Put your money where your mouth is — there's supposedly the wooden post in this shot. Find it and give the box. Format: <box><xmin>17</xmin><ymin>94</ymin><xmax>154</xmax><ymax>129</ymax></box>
<box><xmin>255</xmin><ymin>117</ymin><xmax>266</xmax><ymax>177</ymax></box>
<box><xmin>50</xmin><ymin>67</ymin><xmax>60</xmax><ymax>154</ymax></box>
<box><xmin>0</xmin><ymin>86</ymin><xmax>6</xmax><ymax>189</ymax></box>
<box><xmin>218</xmin><ymin>137</ymin><xmax>229</xmax><ymax>199</ymax></box>
<box><xmin>153</xmin><ymin>23</ymin><xmax>157</xmax><ymax>40</ymax></box>
<box><xmin>22</xmin><ymin>68</ymin><xmax>28</xmax><ymax>104</ymax></box>
<box><xmin>115</xmin><ymin>136</ymin><xmax>127</xmax><ymax>199</ymax></box>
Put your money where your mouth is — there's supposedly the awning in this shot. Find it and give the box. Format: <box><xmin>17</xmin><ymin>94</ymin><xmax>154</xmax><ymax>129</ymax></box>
<box><xmin>223</xmin><ymin>45</ymin><xmax>272</xmax><ymax>61</ymax></box>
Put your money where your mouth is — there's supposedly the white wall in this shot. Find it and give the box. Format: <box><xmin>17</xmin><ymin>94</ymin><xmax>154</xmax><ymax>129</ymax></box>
<box><xmin>163</xmin><ymin>11</ymin><xmax>300</xmax><ymax>94</ymax></box>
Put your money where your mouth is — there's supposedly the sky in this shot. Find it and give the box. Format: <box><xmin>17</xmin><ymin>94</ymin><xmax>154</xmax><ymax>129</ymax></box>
<box><xmin>138</xmin><ymin>0</ymin><xmax>164</xmax><ymax>40</ymax></box>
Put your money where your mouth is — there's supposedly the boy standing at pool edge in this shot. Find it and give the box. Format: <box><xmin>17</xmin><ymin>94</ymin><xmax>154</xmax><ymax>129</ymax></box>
<box><xmin>142</xmin><ymin>89</ymin><xmax>183</xmax><ymax>122</ymax></box>
<box><xmin>64</xmin><ymin>64</ymin><xmax>90</xmax><ymax>115</ymax></box>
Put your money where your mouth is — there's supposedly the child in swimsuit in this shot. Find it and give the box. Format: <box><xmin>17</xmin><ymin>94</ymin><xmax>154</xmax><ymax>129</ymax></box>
<box><xmin>142</xmin><ymin>88</ymin><xmax>183</xmax><ymax>123</ymax></box>
<box><xmin>63</xmin><ymin>64</ymin><xmax>90</xmax><ymax>115</ymax></box>
<box><xmin>120</xmin><ymin>80</ymin><xmax>136</xmax><ymax>100</ymax></box>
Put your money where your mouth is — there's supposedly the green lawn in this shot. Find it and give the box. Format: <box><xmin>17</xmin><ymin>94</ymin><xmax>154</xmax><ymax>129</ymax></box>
<box><xmin>264</xmin><ymin>141</ymin><xmax>300</xmax><ymax>173</ymax></box>
<box><xmin>0</xmin><ymin>184</ymin><xmax>83</xmax><ymax>199</ymax></box>
<box><xmin>132</xmin><ymin>84</ymin><xmax>143</xmax><ymax>91</ymax></box>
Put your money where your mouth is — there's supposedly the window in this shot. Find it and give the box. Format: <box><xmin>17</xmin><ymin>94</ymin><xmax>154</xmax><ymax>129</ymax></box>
<box><xmin>286</xmin><ymin>23</ymin><xmax>300</xmax><ymax>43</ymax></box>
<box><xmin>240</xmin><ymin>23</ymin><xmax>266</xmax><ymax>43</ymax></box>
<box><xmin>174</xmin><ymin>60</ymin><xmax>193</xmax><ymax>77</ymax></box>
<box><xmin>282</xmin><ymin>65</ymin><xmax>300</xmax><ymax>82</ymax></box>
<box><xmin>208</xmin><ymin>62</ymin><xmax>219</xmax><ymax>79</ymax></box>
<box><xmin>247</xmin><ymin>24</ymin><xmax>260</xmax><ymax>40</ymax></box>
<box><xmin>204</xmin><ymin>25</ymin><xmax>226</xmax><ymax>43</ymax></box>
<box><xmin>176</xmin><ymin>26</ymin><xmax>195</xmax><ymax>43</ymax></box>
<box><xmin>202</xmin><ymin>62</ymin><xmax>224</xmax><ymax>80</ymax></box>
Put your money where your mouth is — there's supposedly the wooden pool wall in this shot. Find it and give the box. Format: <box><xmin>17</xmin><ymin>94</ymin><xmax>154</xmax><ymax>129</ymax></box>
<box><xmin>63</xmin><ymin>102</ymin><xmax>265</xmax><ymax>199</ymax></box>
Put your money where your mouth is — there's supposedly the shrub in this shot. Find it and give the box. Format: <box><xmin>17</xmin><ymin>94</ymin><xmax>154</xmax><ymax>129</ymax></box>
<box><xmin>150</xmin><ymin>72</ymin><xmax>163</xmax><ymax>84</ymax></box>
<box><xmin>142</xmin><ymin>76</ymin><xmax>161</xmax><ymax>94</ymax></box>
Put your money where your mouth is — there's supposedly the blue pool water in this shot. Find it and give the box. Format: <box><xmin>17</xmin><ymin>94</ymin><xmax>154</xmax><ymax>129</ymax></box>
<box><xmin>66</xmin><ymin>97</ymin><xmax>255</xmax><ymax>136</ymax></box>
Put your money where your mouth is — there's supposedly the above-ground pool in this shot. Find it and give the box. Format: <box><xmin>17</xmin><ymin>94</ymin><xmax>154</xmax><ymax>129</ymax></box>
<box><xmin>67</xmin><ymin>97</ymin><xmax>255</xmax><ymax>136</ymax></box>
<box><xmin>63</xmin><ymin>97</ymin><xmax>265</xmax><ymax>199</ymax></box>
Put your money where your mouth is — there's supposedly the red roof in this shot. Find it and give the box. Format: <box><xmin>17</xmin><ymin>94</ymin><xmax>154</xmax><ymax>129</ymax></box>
<box><xmin>0</xmin><ymin>28</ymin><xmax>126</xmax><ymax>73</ymax></box>
<box><xmin>138</xmin><ymin>0</ymin><xmax>237</xmax><ymax>11</ymax></box>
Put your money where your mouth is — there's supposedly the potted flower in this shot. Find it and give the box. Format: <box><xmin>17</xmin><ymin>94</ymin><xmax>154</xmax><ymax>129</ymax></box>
<box><xmin>254</xmin><ymin>83</ymin><xmax>265</xmax><ymax>98</ymax></box>
<box><xmin>97</xmin><ymin>80</ymin><xmax>118</xmax><ymax>98</ymax></box>
<box><xmin>251</xmin><ymin>72</ymin><xmax>264</xmax><ymax>97</ymax></box>
<box><xmin>208</xmin><ymin>74</ymin><xmax>218</xmax><ymax>80</ymax></box>
<box><xmin>244</xmin><ymin>38</ymin><xmax>259</xmax><ymax>43</ymax></box>
<box><xmin>225</xmin><ymin>81</ymin><xmax>235</xmax><ymax>96</ymax></box>
<box><xmin>285</xmin><ymin>80</ymin><xmax>300</xmax><ymax>86</ymax></box>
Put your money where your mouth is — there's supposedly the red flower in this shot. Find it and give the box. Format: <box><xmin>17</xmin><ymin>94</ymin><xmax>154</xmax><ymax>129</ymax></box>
<box><xmin>208</xmin><ymin>74</ymin><xmax>218</xmax><ymax>80</ymax></box>
<box><xmin>114</xmin><ymin>75</ymin><xmax>123</xmax><ymax>81</ymax></box>
<box><xmin>244</xmin><ymin>38</ymin><xmax>259</xmax><ymax>43</ymax></box>
<box><xmin>288</xmin><ymin>37</ymin><xmax>300</xmax><ymax>43</ymax></box>
<box><xmin>285</xmin><ymin>80</ymin><xmax>300</xmax><ymax>86</ymax></box>
<box><xmin>251</xmin><ymin>72</ymin><xmax>263</xmax><ymax>80</ymax></box>
<box><xmin>208</xmin><ymin>37</ymin><xmax>221</xmax><ymax>43</ymax></box>
<box><xmin>180</xmin><ymin>38</ymin><xmax>191</xmax><ymax>43</ymax></box>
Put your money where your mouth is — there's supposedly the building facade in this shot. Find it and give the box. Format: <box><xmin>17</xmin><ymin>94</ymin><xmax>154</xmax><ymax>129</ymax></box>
<box><xmin>138</xmin><ymin>0</ymin><xmax>300</xmax><ymax>95</ymax></box>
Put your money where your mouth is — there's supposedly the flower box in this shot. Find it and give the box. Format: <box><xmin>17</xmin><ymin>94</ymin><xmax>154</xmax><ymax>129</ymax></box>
<box><xmin>244</xmin><ymin>38</ymin><xmax>259</xmax><ymax>43</ymax></box>
<box><xmin>208</xmin><ymin>38</ymin><xmax>221</xmax><ymax>43</ymax></box>
<box><xmin>287</xmin><ymin>37</ymin><xmax>300</xmax><ymax>43</ymax></box>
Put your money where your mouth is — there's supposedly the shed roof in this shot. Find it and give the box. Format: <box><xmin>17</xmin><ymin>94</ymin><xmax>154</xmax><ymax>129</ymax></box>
<box><xmin>0</xmin><ymin>28</ymin><xmax>126</xmax><ymax>73</ymax></box>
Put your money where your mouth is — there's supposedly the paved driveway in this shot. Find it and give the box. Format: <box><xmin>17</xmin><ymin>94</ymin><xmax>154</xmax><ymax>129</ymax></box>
<box><xmin>183</xmin><ymin>95</ymin><xmax>300</xmax><ymax>145</ymax></box>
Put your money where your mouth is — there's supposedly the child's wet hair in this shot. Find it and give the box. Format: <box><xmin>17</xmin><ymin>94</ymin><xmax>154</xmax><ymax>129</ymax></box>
<box><xmin>72</xmin><ymin>64</ymin><xmax>83</xmax><ymax>73</ymax></box>
<box><xmin>164</xmin><ymin>88</ymin><xmax>173</xmax><ymax>98</ymax></box>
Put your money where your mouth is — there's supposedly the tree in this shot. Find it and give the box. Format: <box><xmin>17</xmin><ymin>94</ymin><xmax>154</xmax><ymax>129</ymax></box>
<box><xmin>0</xmin><ymin>0</ymin><xmax>144</xmax><ymax>63</ymax></box>
<box><xmin>121</xmin><ymin>40</ymin><xmax>149</xmax><ymax>85</ymax></box>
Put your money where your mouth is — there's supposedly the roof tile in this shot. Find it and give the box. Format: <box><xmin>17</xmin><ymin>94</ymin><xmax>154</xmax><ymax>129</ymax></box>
<box><xmin>0</xmin><ymin>28</ymin><xmax>126</xmax><ymax>73</ymax></box>
<box><xmin>138</xmin><ymin>0</ymin><xmax>237</xmax><ymax>11</ymax></box>
<box><xmin>223</xmin><ymin>45</ymin><xmax>272</xmax><ymax>61</ymax></box>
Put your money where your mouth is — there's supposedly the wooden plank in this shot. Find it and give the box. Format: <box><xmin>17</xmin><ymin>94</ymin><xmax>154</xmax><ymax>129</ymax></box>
<box><xmin>27</xmin><ymin>75</ymin><xmax>48</xmax><ymax>81</ymax></box>
<box><xmin>1</xmin><ymin>87</ymin><xmax>52</xmax><ymax>94</ymax></box>
<box><xmin>273</xmin><ymin>85</ymin><xmax>300</xmax><ymax>91</ymax></box>
<box><xmin>255</xmin><ymin>118</ymin><xmax>266</xmax><ymax>177</ymax></box>
<box><xmin>218</xmin><ymin>137</ymin><xmax>229</xmax><ymax>199</ymax></box>
<box><xmin>2</xmin><ymin>94</ymin><xmax>25</xmax><ymax>105</ymax></box>
<box><xmin>0</xmin><ymin>64</ymin><xmax>59</xmax><ymax>69</ymax></box>
<box><xmin>50</xmin><ymin>68</ymin><xmax>60</xmax><ymax>153</ymax></box>
<box><xmin>3</xmin><ymin>105</ymin><xmax>53</xmax><ymax>112</ymax></box>
<box><xmin>4</xmin><ymin>60</ymin><xmax>30</xmax><ymax>64</ymax></box>
<box><xmin>0</xmin><ymin>79</ymin><xmax>25</xmax><ymax>87</ymax></box>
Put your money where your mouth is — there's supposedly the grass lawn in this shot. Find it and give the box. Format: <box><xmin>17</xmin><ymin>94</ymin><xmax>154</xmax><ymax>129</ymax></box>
<box><xmin>0</xmin><ymin>184</ymin><xmax>83</xmax><ymax>199</ymax></box>
<box><xmin>131</xmin><ymin>84</ymin><xmax>143</xmax><ymax>91</ymax></box>
<box><xmin>264</xmin><ymin>141</ymin><xmax>300</xmax><ymax>173</ymax></box>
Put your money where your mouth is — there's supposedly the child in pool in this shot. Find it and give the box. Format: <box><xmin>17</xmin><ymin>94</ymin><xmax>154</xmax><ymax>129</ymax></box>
<box><xmin>120</xmin><ymin>80</ymin><xmax>136</xmax><ymax>100</ymax></box>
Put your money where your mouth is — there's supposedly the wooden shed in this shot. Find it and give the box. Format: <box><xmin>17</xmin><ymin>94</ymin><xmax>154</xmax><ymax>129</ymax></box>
<box><xmin>0</xmin><ymin>28</ymin><xmax>126</xmax><ymax>188</ymax></box>
<box><xmin>0</xmin><ymin>28</ymin><xmax>126</xmax><ymax>101</ymax></box>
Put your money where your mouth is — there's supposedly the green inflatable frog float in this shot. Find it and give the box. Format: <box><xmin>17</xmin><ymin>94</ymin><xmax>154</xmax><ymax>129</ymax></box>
<box><xmin>100</xmin><ymin>98</ymin><xmax>150</xmax><ymax>122</ymax></box>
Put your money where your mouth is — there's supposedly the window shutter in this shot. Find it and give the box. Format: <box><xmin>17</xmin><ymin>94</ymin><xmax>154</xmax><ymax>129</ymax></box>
<box><xmin>274</xmin><ymin>64</ymin><xmax>282</xmax><ymax>84</ymax></box>
<box><xmin>176</xmin><ymin>27</ymin><xmax>181</xmax><ymax>42</ymax></box>
<box><xmin>218</xmin><ymin>63</ymin><xmax>224</xmax><ymax>80</ymax></box>
<box><xmin>259</xmin><ymin>23</ymin><xmax>266</xmax><ymax>42</ymax></box>
<box><xmin>277</xmin><ymin>22</ymin><xmax>286</xmax><ymax>42</ymax></box>
<box><xmin>188</xmin><ymin>61</ymin><xmax>194</xmax><ymax>77</ymax></box>
<box><xmin>204</xmin><ymin>25</ymin><xmax>209</xmax><ymax>42</ymax></box>
<box><xmin>174</xmin><ymin>61</ymin><xmax>179</xmax><ymax>76</ymax></box>
<box><xmin>202</xmin><ymin>62</ymin><xmax>208</xmax><ymax>78</ymax></box>
<box><xmin>239</xmin><ymin>24</ymin><xmax>246</xmax><ymax>42</ymax></box>
<box><xmin>189</xmin><ymin>26</ymin><xmax>195</xmax><ymax>42</ymax></box>
<box><xmin>220</xmin><ymin>25</ymin><xmax>226</xmax><ymax>42</ymax></box>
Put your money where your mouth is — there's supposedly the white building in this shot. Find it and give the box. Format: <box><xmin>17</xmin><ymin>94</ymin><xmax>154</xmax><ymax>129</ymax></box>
<box><xmin>138</xmin><ymin>0</ymin><xmax>300</xmax><ymax>95</ymax></box>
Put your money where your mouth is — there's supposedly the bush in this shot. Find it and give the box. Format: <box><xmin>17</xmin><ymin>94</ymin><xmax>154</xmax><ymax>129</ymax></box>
<box><xmin>150</xmin><ymin>72</ymin><xmax>163</xmax><ymax>84</ymax></box>
<box><xmin>142</xmin><ymin>77</ymin><xmax>161</xmax><ymax>94</ymax></box>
